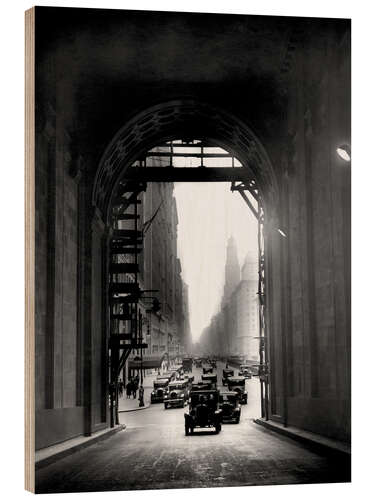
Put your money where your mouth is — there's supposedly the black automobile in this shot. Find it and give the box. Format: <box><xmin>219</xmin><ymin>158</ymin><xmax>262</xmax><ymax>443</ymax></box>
<box><xmin>219</xmin><ymin>391</ymin><xmax>241</xmax><ymax>423</ymax></box>
<box><xmin>174</xmin><ymin>364</ymin><xmax>184</xmax><ymax>377</ymax></box>
<box><xmin>194</xmin><ymin>358</ymin><xmax>202</xmax><ymax>368</ymax></box>
<box><xmin>184</xmin><ymin>390</ymin><xmax>222</xmax><ymax>435</ymax></box>
<box><xmin>227</xmin><ymin>376</ymin><xmax>248</xmax><ymax>404</ymax></box>
<box><xmin>222</xmin><ymin>368</ymin><xmax>234</xmax><ymax>386</ymax></box>
<box><xmin>202</xmin><ymin>364</ymin><xmax>213</xmax><ymax>374</ymax></box>
<box><xmin>201</xmin><ymin>373</ymin><xmax>217</xmax><ymax>388</ymax></box>
<box><xmin>183</xmin><ymin>374</ymin><xmax>195</xmax><ymax>389</ymax></box>
<box><xmin>249</xmin><ymin>364</ymin><xmax>260</xmax><ymax>376</ymax></box>
<box><xmin>160</xmin><ymin>371</ymin><xmax>176</xmax><ymax>382</ymax></box>
<box><xmin>190</xmin><ymin>382</ymin><xmax>212</xmax><ymax>392</ymax></box>
<box><xmin>210</xmin><ymin>359</ymin><xmax>217</xmax><ymax>369</ymax></box>
<box><xmin>182</xmin><ymin>357</ymin><xmax>193</xmax><ymax>372</ymax></box>
<box><xmin>238</xmin><ymin>364</ymin><xmax>252</xmax><ymax>379</ymax></box>
<box><xmin>150</xmin><ymin>378</ymin><xmax>169</xmax><ymax>403</ymax></box>
<box><xmin>164</xmin><ymin>380</ymin><xmax>189</xmax><ymax>409</ymax></box>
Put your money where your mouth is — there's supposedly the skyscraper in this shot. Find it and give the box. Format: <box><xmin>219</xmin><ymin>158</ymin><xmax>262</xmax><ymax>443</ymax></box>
<box><xmin>222</xmin><ymin>236</ymin><xmax>241</xmax><ymax>305</ymax></box>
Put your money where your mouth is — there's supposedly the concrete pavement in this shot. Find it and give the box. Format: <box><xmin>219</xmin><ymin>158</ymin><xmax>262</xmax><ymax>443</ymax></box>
<box><xmin>35</xmin><ymin>362</ymin><xmax>350</xmax><ymax>493</ymax></box>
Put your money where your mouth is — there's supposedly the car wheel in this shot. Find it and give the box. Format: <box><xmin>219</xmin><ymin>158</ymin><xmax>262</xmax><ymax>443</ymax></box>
<box><xmin>235</xmin><ymin>417</ymin><xmax>240</xmax><ymax>424</ymax></box>
<box><xmin>185</xmin><ymin>425</ymin><xmax>189</xmax><ymax>436</ymax></box>
<box><xmin>215</xmin><ymin>424</ymin><xmax>221</xmax><ymax>434</ymax></box>
<box><xmin>164</xmin><ymin>404</ymin><xmax>168</xmax><ymax>409</ymax></box>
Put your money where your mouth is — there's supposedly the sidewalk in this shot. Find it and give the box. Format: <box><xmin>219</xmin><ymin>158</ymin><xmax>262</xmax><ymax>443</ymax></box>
<box><xmin>36</xmin><ymin>424</ymin><xmax>125</xmax><ymax>470</ymax></box>
<box><xmin>254</xmin><ymin>418</ymin><xmax>351</xmax><ymax>457</ymax></box>
<box><xmin>119</xmin><ymin>364</ymin><xmax>181</xmax><ymax>412</ymax></box>
<box><xmin>118</xmin><ymin>368</ymin><xmax>158</xmax><ymax>412</ymax></box>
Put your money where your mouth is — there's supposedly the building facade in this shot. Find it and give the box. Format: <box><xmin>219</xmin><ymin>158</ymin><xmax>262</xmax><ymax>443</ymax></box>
<box><xmin>200</xmin><ymin>244</ymin><xmax>259</xmax><ymax>361</ymax></box>
<box><xmin>134</xmin><ymin>153</ymin><xmax>191</xmax><ymax>369</ymax></box>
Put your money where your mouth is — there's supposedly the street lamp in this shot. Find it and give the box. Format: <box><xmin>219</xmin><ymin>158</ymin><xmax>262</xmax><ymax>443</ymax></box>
<box><xmin>336</xmin><ymin>144</ymin><xmax>351</xmax><ymax>162</ymax></box>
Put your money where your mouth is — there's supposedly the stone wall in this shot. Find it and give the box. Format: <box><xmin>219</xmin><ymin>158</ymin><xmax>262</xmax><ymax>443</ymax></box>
<box><xmin>265</xmin><ymin>25</ymin><xmax>351</xmax><ymax>442</ymax></box>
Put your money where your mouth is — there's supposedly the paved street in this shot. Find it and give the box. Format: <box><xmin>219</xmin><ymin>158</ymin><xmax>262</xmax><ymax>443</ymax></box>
<box><xmin>36</xmin><ymin>362</ymin><xmax>350</xmax><ymax>493</ymax></box>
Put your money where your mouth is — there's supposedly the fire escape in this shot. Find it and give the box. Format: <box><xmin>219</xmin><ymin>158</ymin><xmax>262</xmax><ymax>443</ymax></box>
<box><xmin>108</xmin><ymin>179</ymin><xmax>148</xmax><ymax>426</ymax></box>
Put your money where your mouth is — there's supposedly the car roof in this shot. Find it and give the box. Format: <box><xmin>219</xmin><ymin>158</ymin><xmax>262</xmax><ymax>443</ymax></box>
<box><xmin>220</xmin><ymin>391</ymin><xmax>239</xmax><ymax>396</ymax></box>
<box><xmin>191</xmin><ymin>390</ymin><xmax>218</xmax><ymax>395</ymax></box>
<box><xmin>227</xmin><ymin>376</ymin><xmax>246</xmax><ymax>382</ymax></box>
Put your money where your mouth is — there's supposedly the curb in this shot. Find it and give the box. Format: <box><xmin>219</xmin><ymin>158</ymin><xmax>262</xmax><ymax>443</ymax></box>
<box><xmin>119</xmin><ymin>403</ymin><xmax>151</xmax><ymax>413</ymax></box>
<box><xmin>253</xmin><ymin>418</ymin><xmax>351</xmax><ymax>458</ymax></box>
<box><xmin>35</xmin><ymin>425</ymin><xmax>126</xmax><ymax>470</ymax></box>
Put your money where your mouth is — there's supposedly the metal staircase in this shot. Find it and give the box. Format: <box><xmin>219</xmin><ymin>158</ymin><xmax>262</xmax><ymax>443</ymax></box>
<box><xmin>108</xmin><ymin>180</ymin><xmax>148</xmax><ymax>426</ymax></box>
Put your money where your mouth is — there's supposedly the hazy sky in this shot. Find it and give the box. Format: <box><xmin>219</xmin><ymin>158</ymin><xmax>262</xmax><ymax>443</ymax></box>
<box><xmin>173</xmin><ymin>182</ymin><xmax>258</xmax><ymax>342</ymax></box>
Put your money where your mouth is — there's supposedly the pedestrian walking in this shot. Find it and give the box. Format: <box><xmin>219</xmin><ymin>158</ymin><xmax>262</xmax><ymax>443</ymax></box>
<box><xmin>118</xmin><ymin>379</ymin><xmax>124</xmax><ymax>398</ymax></box>
<box><xmin>131</xmin><ymin>378</ymin><xmax>137</xmax><ymax>399</ymax></box>
<box><xmin>138</xmin><ymin>385</ymin><xmax>145</xmax><ymax>407</ymax></box>
<box><xmin>126</xmin><ymin>380</ymin><xmax>132</xmax><ymax>399</ymax></box>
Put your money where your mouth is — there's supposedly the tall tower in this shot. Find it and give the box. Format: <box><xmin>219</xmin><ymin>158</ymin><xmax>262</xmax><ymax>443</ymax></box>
<box><xmin>223</xmin><ymin>236</ymin><xmax>241</xmax><ymax>304</ymax></box>
<box><xmin>238</xmin><ymin>251</ymin><xmax>259</xmax><ymax>360</ymax></box>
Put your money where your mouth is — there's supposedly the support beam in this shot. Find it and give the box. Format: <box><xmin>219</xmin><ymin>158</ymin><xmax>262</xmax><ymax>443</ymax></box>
<box><xmin>236</xmin><ymin>189</ymin><xmax>259</xmax><ymax>220</ymax></box>
<box><xmin>146</xmin><ymin>152</ymin><xmax>233</xmax><ymax>158</ymax></box>
<box><xmin>122</xmin><ymin>167</ymin><xmax>251</xmax><ymax>183</ymax></box>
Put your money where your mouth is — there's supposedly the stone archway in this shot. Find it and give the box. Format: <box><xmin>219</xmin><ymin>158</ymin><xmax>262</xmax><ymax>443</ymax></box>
<box><xmin>91</xmin><ymin>98</ymin><xmax>280</xmax><ymax>426</ymax></box>
<box><xmin>92</xmin><ymin>99</ymin><xmax>278</xmax><ymax>223</ymax></box>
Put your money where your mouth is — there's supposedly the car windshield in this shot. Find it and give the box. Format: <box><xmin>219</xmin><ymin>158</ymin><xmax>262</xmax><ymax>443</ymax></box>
<box><xmin>169</xmin><ymin>383</ymin><xmax>185</xmax><ymax>390</ymax></box>
<box><xmin>228</xmin><ymin>379</ymin><xmax>245</xmax><ymax>387</ymax></box>
<box><xmin>191</xmin><ymin>392</ymin><xmax>218</xmax><ymax>407</ymax></box>
<box><xmin>220</xmin><ymin>394</ymin><xmax>237</xmax><ymax>404</ymax></box>
<box><xmin>154</xmin><ymin>380</ymin><xmax>168</xmax><ymax>388</ymax></box>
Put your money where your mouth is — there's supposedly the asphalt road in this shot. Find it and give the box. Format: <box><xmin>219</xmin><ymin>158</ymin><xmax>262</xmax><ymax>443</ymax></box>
<box><xmin>36</xmin><ymin>361</ymin><xmax>350</xmax><ymax>493</ymax></box>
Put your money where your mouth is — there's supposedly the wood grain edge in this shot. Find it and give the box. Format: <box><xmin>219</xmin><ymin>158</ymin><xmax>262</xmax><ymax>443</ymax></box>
<box><xmin>25</xmin><ymin>6</ymin><xmax>35</xmax><ymax>494</ymax></box>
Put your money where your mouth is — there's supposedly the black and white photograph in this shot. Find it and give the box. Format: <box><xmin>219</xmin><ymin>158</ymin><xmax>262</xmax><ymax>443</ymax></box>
<box><xmin>22</xmin><ymin>2</ymin><xmax>354</xmax><ymax>494</ymax></box>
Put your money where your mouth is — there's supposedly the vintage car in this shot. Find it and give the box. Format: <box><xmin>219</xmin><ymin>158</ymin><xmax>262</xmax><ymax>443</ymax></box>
<box><xmin>182</xmin><ymin>357</ymin><xmax>193</xmax><ymax>372</ymax></box>
<box><xmin>164</xmin><ymin>380</ymin><xmax>189</xmax><ymax>409</ymax></box>
<box><xmin>194</xmin><ymin>358</ymin><xmax>202</xmax><ymax>368</ymax></box>
<box><xmin>150</xmin><ymin>378</ymin><xmax>169</xmax><ymax>403</ymax></box>
<box><xmin>158</xmin><ymin>371</ymin><xmax>176</xmax><ymax>382</ymax></box>
<box><xmin>238</xmin><ymin>364</ymin><xmax>252</xmax><ymax>379</ymax></box>
<box><xmin>222</xmin><ymin>368</ymin><xmax>234</xmax><ymax>386</ymax></box>
<box><xmin>190</xmin><ymin>382</ymin><xmax>212</xmax><ymax>392</ymax></box>
<box><xmin>184</xmin><ymin>390</ymin><xmax>222</xmax><ymax>435</ymax></box>
<box><xmin>174</xmin><ymin>364</ymin><xmax>184</xmax><ymax>377</ymax></box>
<box><xmin>249</xmin><ymin>364</ymin><xmax>260</xmax><ymax>376</ymax></box>
<box><xmin>202</xmin><ymin>364</ymin><xmax>213</xmax><ymax>374</ymax></box>
<box><xmin>209</xmin><ymin>359</ymin><xmax>217</xmax><ymax>369</ymax></box>
<box><xmin>219</xmin><ymin>391</ymin><xmax>241</xmax><ymax>423</ymax></box>
<box><xmin>227</xmin><ymin>376</ymin><xmax>248</xmax><ymax>404</ymax></box>
<box><xmin>183</xmin><ymin>374</ymin><xmax>195</xmax><ymax>389</ymax></box>
<box><xmin>201</xmin><ymin>373</ymin><xmax>217</xmax><ymax>388</ymax></box>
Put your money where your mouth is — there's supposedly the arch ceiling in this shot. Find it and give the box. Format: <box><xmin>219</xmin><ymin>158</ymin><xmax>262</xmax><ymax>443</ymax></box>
<box><xmin>93</xmin><ymin>100</ymin><xmax>278</xmax><ymax>221</ymax></box>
